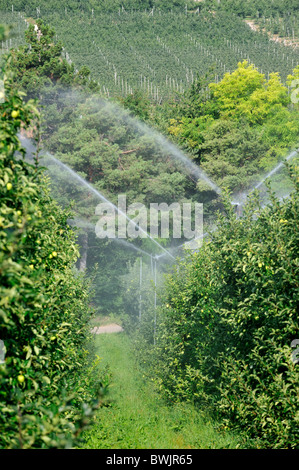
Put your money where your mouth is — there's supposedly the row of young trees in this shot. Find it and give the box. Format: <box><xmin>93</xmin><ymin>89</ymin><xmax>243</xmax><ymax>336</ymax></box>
<box><xmin>209</xmin><ymin>0</ymin><xmax>299</xmax><ymax>18</ymax></box>
<box><xmin>37</xmin><ymin>10</ymin><xmax>298</xmax><ymax>99</ymax></box>
<box><xmin>137</xmin><ymin>173</ymin><xmax>299</xmax><ymax>449</ymax></box>
<box><xmin>132</xmin><ymin>3</ymin><xmax>299</xmax><ymax>447</ymax></box>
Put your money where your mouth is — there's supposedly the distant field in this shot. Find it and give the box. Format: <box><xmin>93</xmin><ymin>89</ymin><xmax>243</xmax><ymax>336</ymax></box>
<box><xmin>1</xmin><ymin>10</ymin><xmax>298</xmax><ymax>100</ymax></box>
<box><xmin>251</xmin><ymin>11</ymin><xmax>299</xmax><ymax>46</ymax></box>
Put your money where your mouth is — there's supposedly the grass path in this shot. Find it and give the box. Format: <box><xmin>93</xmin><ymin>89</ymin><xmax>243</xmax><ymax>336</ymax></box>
<box><xmin>82</xmin><ymin>333</ymin><xmax>242</xmax><ymax>449</ymax></box>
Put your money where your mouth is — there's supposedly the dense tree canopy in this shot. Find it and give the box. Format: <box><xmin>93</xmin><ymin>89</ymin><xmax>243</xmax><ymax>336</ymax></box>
<box><xmin>0</xmin><ymin>0</ymin><xmax>197</xmax><ymax>13</ymax></box>
<box><xmin>8</xmin><ymin>19</ymin><xmax>99</xmax><ymax>98</ymax></box>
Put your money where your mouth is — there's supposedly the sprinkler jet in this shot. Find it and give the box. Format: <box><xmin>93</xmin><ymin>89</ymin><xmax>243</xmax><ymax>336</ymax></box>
<box><xmin>231</xmin><ymin>202</ymin><xmax>243</xmax><ymax>218</ymax></box>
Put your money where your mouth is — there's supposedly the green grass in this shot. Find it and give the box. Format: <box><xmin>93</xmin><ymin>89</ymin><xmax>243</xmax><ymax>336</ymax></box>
<box><xmin>82</xmin><ymin>333</ymin><xmax>244</xmax><ymax>449</ymax></box>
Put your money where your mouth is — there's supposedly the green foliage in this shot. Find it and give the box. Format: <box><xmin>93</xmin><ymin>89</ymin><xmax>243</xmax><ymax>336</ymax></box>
<box><xmin>0</xmin><ymin>0</ymin><xmax>197</xmax><ymax>13</ymax></box>
<box><xmin>198</xmin><ymin>118</ymin><xmax>268</xmax><ymax>190</ymax></box>
<box><xmin>8</xmin><ymin>19</ymin><xmax>99</xmax><ymax>98</ymax></box>
<box><xmin>41</xmin><ymin>90</ymin><xmax>194</xmax><ymax>315</ymax></box>
<box><xmin>2</xmin><ymin>10</ymin><xmax>299</xmax><ymax>449</ymax></box>
<box><xmin>148</xmin><ymin>167</ymin><xmax>299</xmax><ymax>448</ymax></box>
<box><xmin>0</xmin><ymin>23</ymin><xmax>11</xmax><ymax>42</ymax></box>
<box><xmin>38</xmin><ymin>9</ymin><xmax>297</xmax><ymax>104</ymax></box>
<box><xmin>0</xmin><ymin>57</ymin><xmax>105</xmax><ymax>448</ymax></box>
<box><xmin>209</xmin><ymin>62</ymin><xmax>289</xmax><ymax>124</ymax></box>
<box><xmin>257</xmin><ymin>12</ymin><xmax>299</xmax><ymax>43</ymax></box>
<box><xmin>2</xmin><ymin>19</ymin><xmax>213</xmax><ymax>319</ymax></box>
<box><xmin>204</xmin><ymin>0</ymin><xmax>299</xmax><ymax>41</ymax></box>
